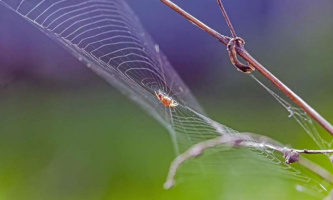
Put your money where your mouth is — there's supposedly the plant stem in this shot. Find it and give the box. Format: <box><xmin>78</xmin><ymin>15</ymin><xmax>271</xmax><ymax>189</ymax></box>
<box><xmin>164</xmin><ymin>134</ymin><xmax>333</xmax><ymax>189</ymax></box>
<box><xmin>160</xmin><ymin>0</ymin><xmax>333</xmax><ymax>136</ymax></box>
<box><xmin>217</xmin><ymin>0</ymin><xmax>237</xmax><ymax>38</ymax></box>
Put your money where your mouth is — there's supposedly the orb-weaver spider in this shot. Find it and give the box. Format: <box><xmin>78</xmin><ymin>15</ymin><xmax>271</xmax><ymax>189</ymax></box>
<box><xmin>155</xmin><ymin>90</ymin><xmax>179</xmax><ymax>107</ymax></box>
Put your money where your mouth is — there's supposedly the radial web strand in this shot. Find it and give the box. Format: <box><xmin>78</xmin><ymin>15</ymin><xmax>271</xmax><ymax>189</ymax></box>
<box><xmin>0</xmin><ymin>0</ymin><xmax>331</xmax><ymax>198</ymax></box>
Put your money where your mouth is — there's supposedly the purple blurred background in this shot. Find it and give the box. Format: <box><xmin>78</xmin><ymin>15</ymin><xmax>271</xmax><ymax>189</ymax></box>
<box><xmin>1</xmin><ymin>0</ymin><xmax>332</xmax><ymax>93</ymax></box>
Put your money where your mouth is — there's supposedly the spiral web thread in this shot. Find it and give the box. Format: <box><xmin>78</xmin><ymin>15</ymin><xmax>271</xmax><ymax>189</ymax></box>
<box><xmin>0</xmin><ymin>0</ymin><xmax>330</xmax><ymax>197</ymax></box>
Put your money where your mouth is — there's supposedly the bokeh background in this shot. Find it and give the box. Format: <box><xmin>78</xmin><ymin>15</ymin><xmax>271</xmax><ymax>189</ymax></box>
<box><xmin>0</xmin><ymin>0</ymin><xmax>332</xmax><ymax>199</ymax></box>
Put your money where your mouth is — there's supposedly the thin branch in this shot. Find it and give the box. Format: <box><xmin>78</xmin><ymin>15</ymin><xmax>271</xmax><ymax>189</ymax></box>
<box><xmin>218</xmin><ymin>1</ymin><xmax>255</xmax><ymax>73</ymax></box>
<box><xmin>160</xmin><ymin>0</ymin><xmax>333</xmax><ymax>136</ymax></box>
<box><xmin>217</xmin><ymin>0</ymin><xmax>237</xmax><ymax>38</ymax></box>
<box><xmin>164</xmin><ymin>134</ymin><xmax>333</xmax><ymax>189</ymax></box>
<box><xmin>227</xmin><ymin>37</ymin><xmax>255</xmax><ymax>73</ymax></box>
<box><xmin>160</xmin><ymin>0</ymin><xmax>230</xmax><ymax>45</ymax></box>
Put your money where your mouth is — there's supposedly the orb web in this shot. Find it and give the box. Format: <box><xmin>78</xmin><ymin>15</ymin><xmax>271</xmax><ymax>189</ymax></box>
<box><xmin>0</xmin><ymin>0</ymin><xmax>331</xmax><ymax>198</ymax></box>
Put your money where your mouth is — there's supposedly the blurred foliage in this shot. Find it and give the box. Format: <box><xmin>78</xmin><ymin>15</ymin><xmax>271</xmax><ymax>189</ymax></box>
<box><xmin>1</xmin><ymin>88</ymin><xmax>330</xmax><ymax>200</ymax></box>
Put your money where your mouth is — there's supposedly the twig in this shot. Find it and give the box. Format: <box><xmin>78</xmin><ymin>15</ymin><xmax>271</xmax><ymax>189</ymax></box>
<box><xmin>217</xmin><ymin>0</ymin><xmax>237</xmax><ymax>38</ymax></box>
<box><xmin>164</xmin><ymin>134</ymin><xmax>333</xmax><ymax>189</ymax></box>
<box><xmin>227</xmin><ymin>37</ymin><xmax>255</xmax><ymax>73</ymax></box>
<box><xmin>218</xmin><ymin>1</ymin><xmax>255</xmax><ymax>73</ymax></box>
<box><xmin>160</xmin><ymin>0</ymin><xmax>333</xmax><ymax>136</ymax></box>
<box><xmin>160</xmin><ymin>0</ymin><xmax>231</xmax><ymax>45</ymax></box>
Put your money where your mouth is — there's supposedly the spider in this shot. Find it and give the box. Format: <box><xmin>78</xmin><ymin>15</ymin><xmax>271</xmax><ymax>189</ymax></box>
<box><xmin>155</xmin><ymin>90</ymin><xmax>179</xmax><ymax>107</ymax></box>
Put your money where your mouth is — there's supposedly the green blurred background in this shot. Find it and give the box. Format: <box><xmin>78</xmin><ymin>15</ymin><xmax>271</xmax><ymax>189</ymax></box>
<box><xmin>0</xmin><ymin>0</ymin><xmax>332</xmax><ymax>199</ymax></box>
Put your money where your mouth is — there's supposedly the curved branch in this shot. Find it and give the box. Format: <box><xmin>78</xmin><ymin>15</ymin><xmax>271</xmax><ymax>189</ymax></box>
<box><xmin>164</xmin><ymin>133</ymin><xmax>333</xmax><ymax>189</ymax></box>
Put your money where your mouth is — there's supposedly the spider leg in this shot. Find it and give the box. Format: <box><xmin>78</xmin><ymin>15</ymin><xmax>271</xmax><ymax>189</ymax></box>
<box><xmin>155</xmin><ymin>90</ymin><xmax>160</xmax><ymax>100</ymax></box>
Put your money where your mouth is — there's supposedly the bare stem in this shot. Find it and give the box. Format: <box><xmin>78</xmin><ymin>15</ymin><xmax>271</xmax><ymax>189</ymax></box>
<box><xmin>160</xmin><ymin>0</ymin><xmax>333</xmax><ymax>136</ymax></box>
<box><xmin>160</xmin><ymin>0</ymin><xmax>230</xmax><ymax>45</ymax></box>
<box><xmin>217</xmin><ymin>0</ymin><xmax>237</xmax><ymax>38</ymax></box>
<box><xmin>164</xmin><ymin>134</ymin><xmax>333</xmax><ymax>189</ymax></box>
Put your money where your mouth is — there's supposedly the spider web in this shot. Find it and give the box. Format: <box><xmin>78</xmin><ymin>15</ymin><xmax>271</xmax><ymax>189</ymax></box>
<box><xmin>0</xmin><ymin>0</ymin><xmax>330</xmax><ymax>198</ymax></box>
<box><xmin>250</xmin><ymin>75</ymin><xmax>332</xmax><ymax>151</ymax></box>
